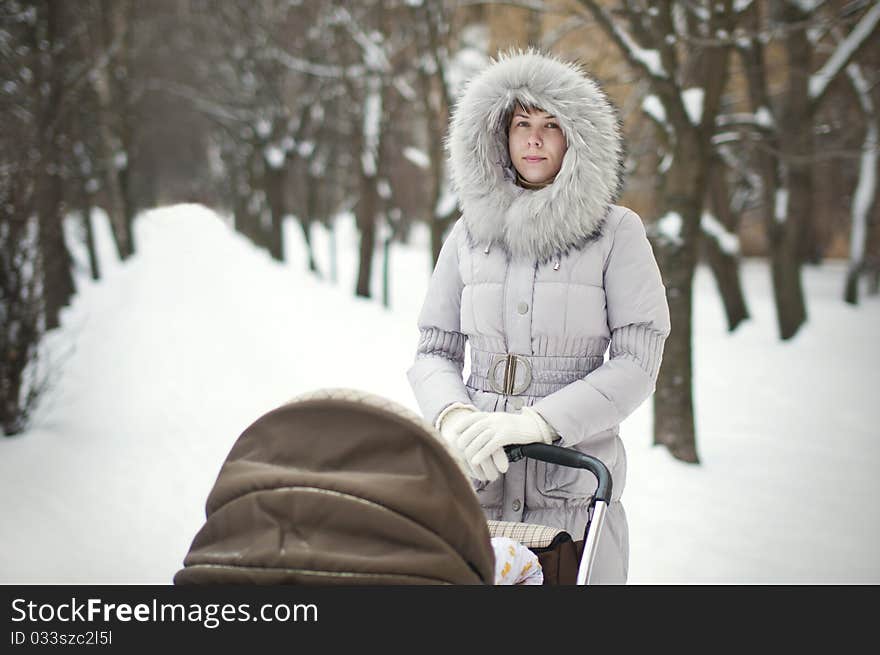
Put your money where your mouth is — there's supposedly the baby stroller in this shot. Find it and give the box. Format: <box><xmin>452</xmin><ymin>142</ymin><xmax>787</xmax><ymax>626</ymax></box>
<box><xmin>174</xmin><ymin>389</ymin><xmax>612</xmax><ymax>586</ymax></box>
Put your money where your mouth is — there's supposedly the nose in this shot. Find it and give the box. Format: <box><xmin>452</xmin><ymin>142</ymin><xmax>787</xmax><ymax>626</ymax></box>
<box><xmin>528</xmin><ymin>131</ymin><xmax>542</xmax><ymax>147</ymax></box>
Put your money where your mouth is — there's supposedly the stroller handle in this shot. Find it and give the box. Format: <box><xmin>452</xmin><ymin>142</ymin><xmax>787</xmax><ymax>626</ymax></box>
<box><xmin>504</xmin><ymin>443</ymin><xmax>612</xmax><ymax>503</ymax></box>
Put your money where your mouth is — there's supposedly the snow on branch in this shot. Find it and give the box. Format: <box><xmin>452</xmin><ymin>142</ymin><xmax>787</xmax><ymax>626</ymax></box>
<box><xmin>269</xmin><ymin>47</ymin><xmax>346</xmax><ymax>78</ymax></box>
<box><xmin>335</xmin><ymin>6</ymin><xmax>390</xmax><ymax>73</ymax></box>
<box><xmin>575</xmin><ymin>0</ymin><xmax>669</xmax><ymax>80</ymax></box>
<box><xmin>683</xmin><ymin>88</ymin><xmax>704</xmax><ymax>127</ymax></box>
<box><xmin>715</xmin><ymin>108</ymin><xmax>775</xmax><ymax>134</ymax></box>
<box><xmin>809</xmin><ymin>1</ymin><xmax>880</xmax><ymax>103</ymax></box>
<box><xmin>701</xmin><ymin>212</ymin><xmax>740</xmax><ymax>255</ymax></box>
<box><xmin>403</xmin><ymin>147</ymin><xmax>430</xmax><ymax>169</ymax></box>
<box><xmin>846</xmin><ymin>62</ymin><xmax>877</xmax><ymax>264</ymax></box>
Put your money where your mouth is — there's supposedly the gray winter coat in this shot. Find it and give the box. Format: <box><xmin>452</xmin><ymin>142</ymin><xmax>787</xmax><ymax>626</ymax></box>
<box><xmin>407</xmin><ymin>51</ymin><xmax>670</xmax><ymax>583</ymax></box>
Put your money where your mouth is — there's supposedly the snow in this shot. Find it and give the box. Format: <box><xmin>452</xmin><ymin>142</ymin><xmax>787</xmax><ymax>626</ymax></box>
<box><xmin>435</xmin><ymin>186</ymin><xmax>459</xmax><ymax>218</ymax></box>
<box><xmin>2</xmin><ymin>204</ymin><xmax>879</xmax><ymax>584</ymax></box>
<box><xmin>775</xmin><ymin>188</ymin><xmax>788</xmax><ymax>224</ymax></box>
<box><xmin>392</xmin><ymin>76</ymin><xmax>418</xmax><ymax>102</ymax></box>
<box><xmin>361</xmin><ymin>82</ymin><xmax>381</xmax><ymax>177</ymax></box>
<box><xmin>791</xmin><ymin>0</ymin><xmax>822</xmax><ymax>13</ymax></box>
<box><xmin>446</xmin><ymin>25</ymin><xmax>489</xmax><ymax>100</ymax></box>
<box><xmin>377</xmin><ymin>179</ymin><xmax>391</xmax><ymax>200</ymax></box>
<box><xmin>255</xmin><ymin>119</ymin><xmax>271</xmax><ymax>139</ymax></box>
<box><xmin>701</xmin><ymin>212</ymin><xmax>740</xmax><ymax>255</ymax></box>
<box><xmin>641</xmin><ymin>94</ymin><xmax>666</xmax><ymax>124</ymax></box>
<box><xmin>755</xmin><ymin>106</ymin><xmax>774</xmax><ymax>128</ymax></box>
<box><xmin>809</xmin><ymin>2</ymin><xmax>880</xmax><ymax>101</ymax></box>
<box><xmin>263</xmin><ymin>145</ymin><xmax>285</xmax><ymax>169</ymax></box>
<box><xmin>403</xmin><ymin>146</ymin><xmax>430</xmax><ymax>170</ymax></box>
<box><xmin>622</xmin><ymin>33</ymin><xmax>667</xmax><ymax>79</ymax></box>
<box><xmin>683</xmin><ymin>88</ymin><xmax>704</xmax><ymax>126</ymax></box>
<box><xmin>656</xmin><ymin>211</ymin><xmax>684</xmax><ymax>246</ymax></box>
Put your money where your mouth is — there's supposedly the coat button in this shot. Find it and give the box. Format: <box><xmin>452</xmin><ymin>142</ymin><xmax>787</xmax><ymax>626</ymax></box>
<box><xmin>512</xmin><ymin>499</ymin><xmax>522</xmax><ymax>512</ymax></box>
<box><xmin>509</xmin><ymin>397</ymin><xmax>524</xmax><ymax>411</ymax></box>
<box><xmin>517</xmin><ymin>301</ymin><xmax>529</xmax><ymax>314</ymax></box>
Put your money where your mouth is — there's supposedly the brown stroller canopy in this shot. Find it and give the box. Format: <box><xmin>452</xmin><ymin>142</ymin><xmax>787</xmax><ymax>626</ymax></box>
<box><xmin>174</xmin><ymin>389</ymin><xmax>495</xmax><ymax>585</ymax></box>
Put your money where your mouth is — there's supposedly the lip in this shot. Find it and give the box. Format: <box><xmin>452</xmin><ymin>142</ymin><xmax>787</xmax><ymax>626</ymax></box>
<box><xmin>524</xmin><ymin>156</ymin><xmax>546</xmax><ymax>162</ymax></box>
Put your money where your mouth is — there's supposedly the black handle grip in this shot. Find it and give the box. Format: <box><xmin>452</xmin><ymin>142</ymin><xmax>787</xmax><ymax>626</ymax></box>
<box><xmin>505</xmin><ymin>443</ymin><xmax>612</xmax><ymax>503</ymax></box>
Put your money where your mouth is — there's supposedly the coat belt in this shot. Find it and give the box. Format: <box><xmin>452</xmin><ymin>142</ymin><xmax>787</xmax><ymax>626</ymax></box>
<box><xmin>466</xmin><ymin>350</ymin><xmax>604</xmax><ymax>397</ymax></box>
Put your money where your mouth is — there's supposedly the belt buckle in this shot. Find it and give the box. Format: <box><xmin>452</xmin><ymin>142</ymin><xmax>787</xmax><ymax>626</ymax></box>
<box><xmin>488</xmin><ymin>354</ymin><xmax>533</xmax><ymax>396</ymax></box>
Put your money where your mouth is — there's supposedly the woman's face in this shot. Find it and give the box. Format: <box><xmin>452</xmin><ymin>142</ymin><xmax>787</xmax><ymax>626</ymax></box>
<box><xmin>508</xmin><ymin>106</ymin><xmax>567</xmax><ymax>185</ymax></box>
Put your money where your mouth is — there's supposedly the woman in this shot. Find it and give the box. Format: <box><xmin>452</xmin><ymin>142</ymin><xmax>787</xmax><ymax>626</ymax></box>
<box><xmin>407</xmin><ymin>50</ymin><xmax>670</xmax><ymax>584</ymax></box>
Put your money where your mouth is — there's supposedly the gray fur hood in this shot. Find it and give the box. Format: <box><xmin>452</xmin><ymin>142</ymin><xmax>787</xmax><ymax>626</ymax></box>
<box><xmin>447</xmin><ymin>49</ymin><xmax>625</xmax><ymax>263</ymax></box>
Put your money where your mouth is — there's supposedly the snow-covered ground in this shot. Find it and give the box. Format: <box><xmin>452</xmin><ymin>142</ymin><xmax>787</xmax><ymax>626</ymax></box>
<box><xmin>1</xmin><ymin>204</ymin><xmax>878</xmax><ymax>584</ymax></box>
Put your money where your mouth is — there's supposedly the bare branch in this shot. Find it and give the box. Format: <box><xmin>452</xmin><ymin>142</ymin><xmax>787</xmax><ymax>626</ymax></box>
<box><xmin>574</xmin><ymin>0</ymin><xmax>670</xmax><ymax>80</ymax></box>
<box><xmin>808</xmin><ymin>0</ymin><xmax>880</xmax><ymax>106</ymax></box>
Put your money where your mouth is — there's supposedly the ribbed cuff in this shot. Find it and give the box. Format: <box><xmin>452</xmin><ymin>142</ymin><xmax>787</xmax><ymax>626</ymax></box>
<box><xmin>434</xmin><ymin>401</ymin><xmax>477</xmax><ymax>429</ymax></box>
<box><xmin>609</xmin><ymin>323</ymin><xmax>667</xmax><ymax>380</ymax></box>
<box><xmin>415</xmin><ymin>327</ymin><xmax>466</xmax><ymax>362</ymax></box>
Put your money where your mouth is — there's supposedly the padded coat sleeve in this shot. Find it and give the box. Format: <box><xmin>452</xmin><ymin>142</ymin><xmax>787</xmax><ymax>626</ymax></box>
<box><xmin>531</xmin><ymin>210</ymin><xmax>671</xmax><ymax>446</ymax></box>
<box><xmin>406</xmin><ymin>220</ymin><xmax>473</xmax><ymax>426</ymax></box>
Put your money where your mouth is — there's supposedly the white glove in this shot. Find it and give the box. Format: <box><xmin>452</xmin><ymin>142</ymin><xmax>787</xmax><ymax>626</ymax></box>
<box><xmin>457</xmin><ymin>407</ymin><xmax>556</xmax><ymax>479</ymax></box>
<box><xmin>437</xmin><ymin>404</ymin><xmax>508</xmax><ymax>482</ymax></box>
<box><xmin>436</xmin><ymin>403</ymin><xmax>480</xmax><ymax>441</ymax></box>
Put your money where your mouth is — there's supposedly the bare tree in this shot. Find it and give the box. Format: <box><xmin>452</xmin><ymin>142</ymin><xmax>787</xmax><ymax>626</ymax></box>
<box><xmin>839</xmin><ymin>37</ymin><xmax>878</xmax><ymax>304</ymax></box>
<box><xmin>1</xmin><ymin>1</ymin><xmax>49</xmax><ymax>433</ymax></box>
<box><xmin>726</xmin><ymin>0</ymin><xmax>880</xmax><ymax>335</ymax></box>
<box><xmin>573</xmin><ymin>0</ymin><xmax>740</xmax><ymax>463</ymax></box>
<box><xmin>410</xmin><ymin>0</ymin><xmax>465</xmax><ymax>266</ymax></box>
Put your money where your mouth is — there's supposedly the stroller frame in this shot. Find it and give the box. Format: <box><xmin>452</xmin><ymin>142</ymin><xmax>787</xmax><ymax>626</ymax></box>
<box><xmin>504</xmin><ymin>443</ymin><xmax>613</xmax><ymax>585</ymax></box>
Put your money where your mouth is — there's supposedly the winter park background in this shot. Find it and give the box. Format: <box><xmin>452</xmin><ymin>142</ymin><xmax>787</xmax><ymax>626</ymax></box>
<box><xmin>1</xmin><ymin>204</ymin><xmax>878</xmax><ymax>585</ymax></box>
<box><xmin>5</xmin><ymin>1</ymin><xmax>880</xmax><ymax>587</ymax></box>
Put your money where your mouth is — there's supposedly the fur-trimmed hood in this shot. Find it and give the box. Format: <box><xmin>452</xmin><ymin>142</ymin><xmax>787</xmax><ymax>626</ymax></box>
<box><xmin>447</xmin><ymin>50</ymin><xmax>625</xmax><ymax>263</ymax></box>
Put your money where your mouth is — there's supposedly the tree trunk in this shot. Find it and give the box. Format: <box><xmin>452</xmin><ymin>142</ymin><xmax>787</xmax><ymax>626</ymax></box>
<box><xmin>652</xmin><ymin>137</ymin><xmax>704</xmax><ymax>464</ymax></box>
<box><xmin>431</xmin><ymin>218</ymin><xmax>447</xmax><ymax>269</ymax></box>
<box><xmin>37</xmin><ymin>159</ymin><xmax>73</xmax><ymax>331</ymax></box>
<box><xmin>355</xmin><ymin>68</ymin><xmax>385</xmax><ymax>299</ymax></box>
<box><xmin>118</xmin><ymin>164</ymin><xmax>135</xmax><ymax>257</ymax></box>
<box><xmin>703</xmin><ymin>154</ymin><xmax>749</xmax><ymax>331</ymax></box>
<box><xmin>703</xmin><ymin>236</ymin><xmax>749</xmax><ymax>332</ymax></box>
<box><xmin>1</xmin><ymin>209</ymin><xmax>42</xmax><ymax>436</ymax></box>
<box><xmin>301</xmin><ymin>173</ymin><xmax>320</xmax><ymax>275</ymax></box>
<box><xmin>772</xmin><ymin>1</ymin><xmax>811</xmax><ymax>340</ymax></box>
<box><xmin>382</xmin><ymin>235</ymin><xmax>391</xmax><ymax>309</ymax></box>
<box><xmin>841</xmin><ymin>63</ymin><xmax>878</xmax><ymax>305</ymax></box>
<box><xmin>355</xmin><ymin>180</ymin><xmax>379</xmax><ymax>298</ymax></box>
<box><xmin>264</xmin><ymin>165</ymin><xmax>286</xmax><ymax>262</ymax></box>
<box><xmin>796</xmin><ymin>174</ymin><xmax>821</xmax><ymax>265</ymax></box>
<box><xmin>118</xmin><ymin>0</ymin><xmax>136</xmax><ymax>256</ymax></box>
<box><xmin>768</xmin><ymin>210</ymin><xmax>807</xmax><ymax>339</ymax></box>
<box><xmin>95</xmin><ymin>0</ymin><xmax>131</xmax><ymax>261</ymax></box>
<box><xmin>843</xmin><ymin>262</ymin><xmax>862</xmax><ymax>305</ymax></box>
<box><xmin>37</xmin><ymin>0</ymin><xmax>74</xmax><ymax>330</ymax></box>
<box><xmin>653</xmin><ymin>234</ymin><xmax>699</xmax><ymax>463</ymax></box>
<box><xmin>81</xmin><ymin>191</ymin><xmax>100</xmax><ymax>281</ymax></box>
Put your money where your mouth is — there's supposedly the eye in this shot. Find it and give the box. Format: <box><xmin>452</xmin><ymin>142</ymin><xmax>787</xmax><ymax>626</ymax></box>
<box><xmin>516</xmin><ymin>121</ymin><xmax>529</xmax><ymax>127</ymax></box>
<box><xmin>546</xmin><ymin>122</ymin><xmax>559</xmax><ymax>129</ymax></box>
